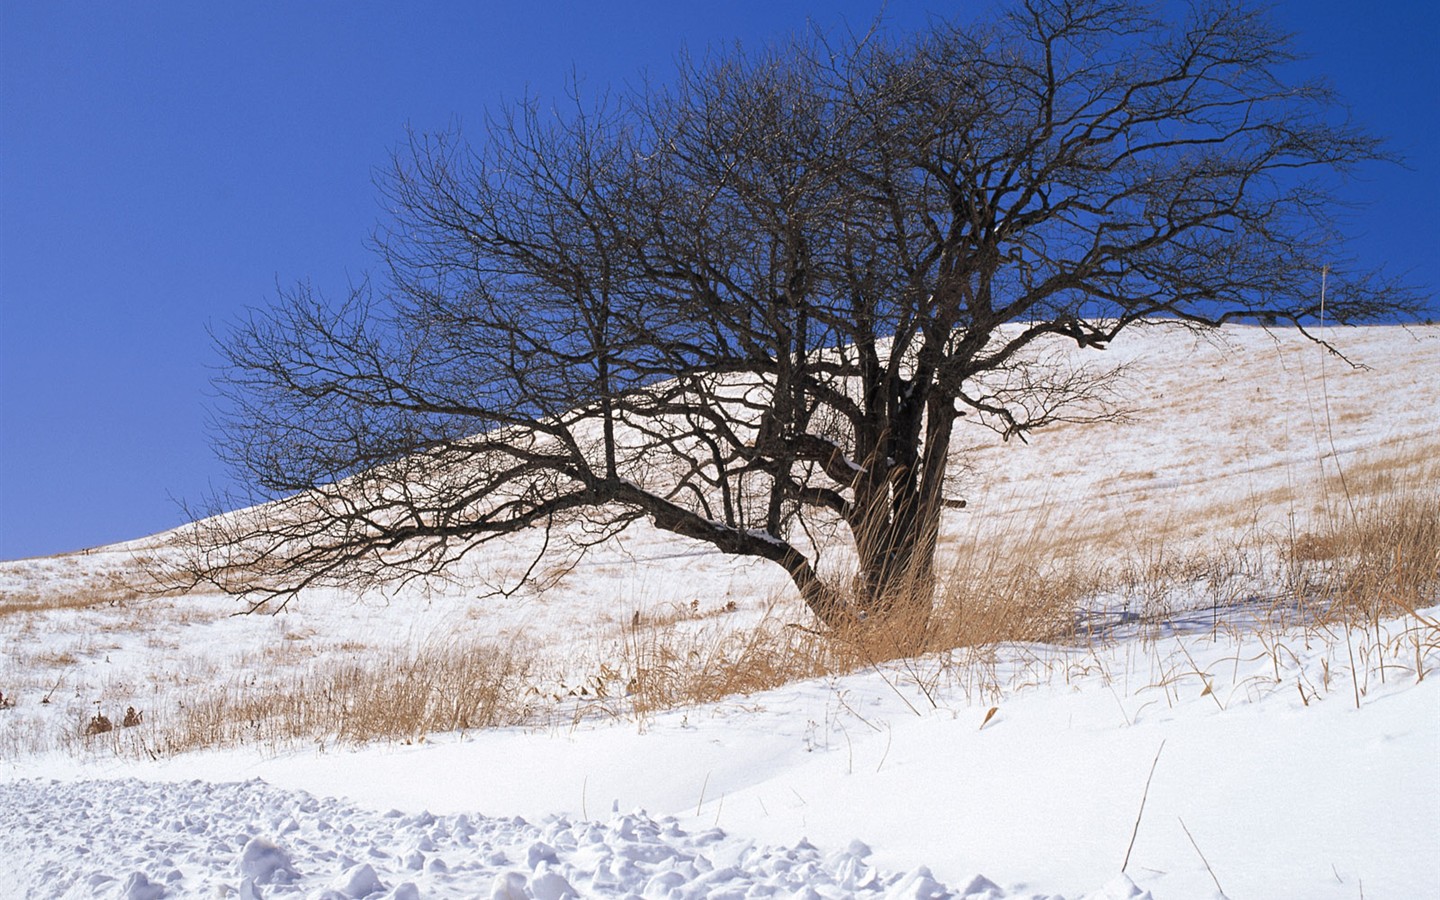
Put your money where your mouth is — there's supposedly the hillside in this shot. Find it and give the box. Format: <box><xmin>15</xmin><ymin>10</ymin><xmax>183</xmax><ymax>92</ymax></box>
<box><xmin>1</xmin><ymin>323</ymin><xmax>1436</xmax><ymax>899</ymax></box>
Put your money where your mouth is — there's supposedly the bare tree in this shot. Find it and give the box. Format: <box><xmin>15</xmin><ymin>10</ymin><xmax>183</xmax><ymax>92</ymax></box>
<box><xmin>180</xmin><ymin>0</ymin><xmax>1420</xmax><ymax>626</ymax></box>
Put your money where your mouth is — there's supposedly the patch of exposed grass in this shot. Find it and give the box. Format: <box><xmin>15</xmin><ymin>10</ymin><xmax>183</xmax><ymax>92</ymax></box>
<box><xmin>1286</xmin><ymin>487</ymin><xmax>1439</xmax><ymax>623</ymax></box>
<box><xmin>0</xmin><ymin>551</ymin><xmax>179</xmax><ymax>618</ymax></box>
<box><xmin>90</xmin><ymin>638</ymin><xmax>539</xmax><ymax>757</ymax></box>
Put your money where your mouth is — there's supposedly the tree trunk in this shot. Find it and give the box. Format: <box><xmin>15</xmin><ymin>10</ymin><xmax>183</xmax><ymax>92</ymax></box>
<box><xmin>852</xmin><ymin>396</ymin><xmax>958</xmax><ymax>631</ymax></box>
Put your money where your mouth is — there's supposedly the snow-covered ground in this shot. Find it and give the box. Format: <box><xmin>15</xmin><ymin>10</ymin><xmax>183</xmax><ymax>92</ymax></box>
<box><xmin>2</xmin><ymin>324</ymin><xmax>1437</xmax><ymax>898</ymax></box>
<box><xmin>4</xmin><ymin>612</ymin><xmax>1438</xmax><ymax>899</ymax></box>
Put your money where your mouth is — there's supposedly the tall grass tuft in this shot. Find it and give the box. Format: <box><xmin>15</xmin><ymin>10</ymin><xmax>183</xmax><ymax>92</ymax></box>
<box><xmin>1289</xmin><ymin>488</ymin><xmax>1440</xmax><ymax>622</ymax></box>
<box><xmin>121</xmin><ymin>638</ymin><xmax>537</xmax><ymax>756</ymax></box>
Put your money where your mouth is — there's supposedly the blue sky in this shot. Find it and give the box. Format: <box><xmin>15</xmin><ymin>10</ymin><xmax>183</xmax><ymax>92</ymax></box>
<box><xmin>2</xmin><ymin>1</ymin><xmax>1437</xmax><ymax>561</ymax></box>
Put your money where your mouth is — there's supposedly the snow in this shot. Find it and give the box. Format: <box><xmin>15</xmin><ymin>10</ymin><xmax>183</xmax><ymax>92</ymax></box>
<box><xmin>1</xmin><ymin>324</ymin><xmax>1438</xmax><ymax>898</ymax></box>
<box><xmin>7</xmin><ymin>610</ymin><xmax>1435</xmax><ymax>898</ymax></box>
<box><xmin>0</xmin><ymin>775</ymin><xmax>1032</xmax><ymax>898</ymax></box>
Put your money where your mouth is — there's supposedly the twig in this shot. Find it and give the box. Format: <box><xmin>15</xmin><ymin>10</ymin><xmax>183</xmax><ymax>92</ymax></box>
<box><xmin>1346</xmin><ymin>627</ymin><xmax>1362</xmax><ymax>709</ymax></box>
<box><xmin>695</xmin><ymin>771</ymin><xmax>710</xmax><ymax>817</ymax></box>
<box><xmin>841</xmin><ymin>631</ymin><xmax>927</xmax><ymax>717</ymax></box>
<box><xmin>1179</xmin><ymin>817</ymin><xmax>1226</xmax><ymax>897</ymax></box>
<box><xmin>1121</xmin><ymin>739</ymin><xmax>1166</xmax><ymax>872</ymax></box>
<box><xmin>1317</xmin><ymin>265</ymin><xmax>1358</xmax><ymax>522</ymax></box>
<box><xmin>41</xmin><ymin>672</ymin><xmax>66</xmax><ymax>705</ymax></box>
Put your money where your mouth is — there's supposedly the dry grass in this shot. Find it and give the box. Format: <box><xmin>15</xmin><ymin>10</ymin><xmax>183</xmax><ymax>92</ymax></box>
<box><xmin>1286</xmin><ymin>488</ymin><xmax>1439</xmax><ymax>623</ymax></box>
<box><xmin>58</xmin><ymin>464</ymin><xmax>1437</xmax><ymax>760</ymax></box>
<box><xmin>929</xmin><ymin>530</ymin><xmax>1097</xmax><ymax>648</ymax></box>
<box><xmin>0</xmin><ymin>572</ymin><xmax>139</xmax><ymax>617</ymax></box>
<box><xmin>617</xmin><ymin>613</ymin><xmax>834</xmax><ymax>719</ymax></box>
<box><xmin>88</xmin><ymin>638</ymin><xmax>540</xmax><ymax>757</ymax></box>
<box><xmin>0</xmin><ymin>551</ymin><xmax>178</xmax><ymax>618</ymax></box>
<box><xmin>6</xmin><ymin>431</ymin><xmax>1433</xmax><ymax>761</ymax></box>
<box><xmin>51</xmin><ymin>561</ymin><xmax>1090</xmax><ymax>758</ymax></box>
<box><xmin>41</xmin><ymin>487</ymin><xmax>1436</xmax><ymax>764</ymax></box>
<box><xmin>605</xmin><ymin>507</ymin><xmax>1108</xmax><ymax>722</ymax></box>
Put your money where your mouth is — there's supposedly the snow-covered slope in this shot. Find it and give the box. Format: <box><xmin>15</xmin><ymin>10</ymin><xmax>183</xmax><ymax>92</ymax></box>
<box><xmin>1</xmin><ymin>323</ymin><xmax>1437</xmax><ymax>899</ymax></box>
<box><xmin>3</xmin><ymin>610</ymin><xmax>1436</xmax><ymax>898</ymax></box>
